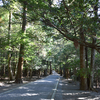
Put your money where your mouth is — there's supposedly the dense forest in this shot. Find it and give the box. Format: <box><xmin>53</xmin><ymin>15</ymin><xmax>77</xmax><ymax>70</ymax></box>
<box><xmin>0</xmin><ymin>0</ymin><xmax>100</xmax><ymax>91</ymax></box>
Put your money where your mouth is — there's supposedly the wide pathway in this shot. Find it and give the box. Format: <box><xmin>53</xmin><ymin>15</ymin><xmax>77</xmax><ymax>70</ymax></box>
<box><xmin>0</xmin><ymin>71</ymin><xmax>60</xmax><ymax>100</ymax></box>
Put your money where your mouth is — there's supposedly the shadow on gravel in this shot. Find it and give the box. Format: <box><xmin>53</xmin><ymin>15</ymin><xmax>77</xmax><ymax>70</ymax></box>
<box><xmin>0</xmin><ymin>72</ymin><xmax>60</xmax><ymax>100</ymax></box>
<box><xmin>60</xmin><ymin>78</ymin><xmax>100</xmax><ymax>100</ymax></box>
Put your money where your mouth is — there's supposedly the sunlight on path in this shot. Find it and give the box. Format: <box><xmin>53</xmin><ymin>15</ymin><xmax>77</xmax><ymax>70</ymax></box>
<box><xmin>0</xmin><ymin>71</ymin><xmax>60</xmax><ymax>100</ymax></box>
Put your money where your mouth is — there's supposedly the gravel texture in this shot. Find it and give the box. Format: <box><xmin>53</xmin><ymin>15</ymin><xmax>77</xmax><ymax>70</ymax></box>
<box><xmin>0</xmin><ymin>71</ymin><xmax>60</xmax><ymax>100</ymax></box>
<box><xmin>0</xmin><ymin>73</ymin><xmax>100</xmax><ymax>100</ymax></box>
<box><xmin>55</xmin><ymin>77</ymin><xmax>100</xmax><ymax>100</ymax></box>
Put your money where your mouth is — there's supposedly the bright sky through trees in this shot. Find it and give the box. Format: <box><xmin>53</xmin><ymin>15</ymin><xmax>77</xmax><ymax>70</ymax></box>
<box><xmin>0</xmin><ymin>0</ymin><xmax>3</xmax><ymax>6</ymax></box>
<box><xmin>53</xmin><ymin>0</ymin><xmax>62</xmax><ymax>6</ymax></box>
<box><xmin>53</xmin><ymin>0</ymin><xmax>60</xmax><ymax>4</ymax></box>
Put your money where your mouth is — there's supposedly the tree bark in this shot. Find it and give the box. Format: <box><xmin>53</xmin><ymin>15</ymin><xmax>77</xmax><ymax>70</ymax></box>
<box><xmin>8</xmin><ymin>53</ymin><xmax>13</xmax><ymax>80</ymax></box>
<box><xmin>66</xmin><ymin>68</ymin><xmax>69</xmax><ymax>79</ymax></box>
<box><xmin>80</xmin><ymin>31</ymin><xmax>87</xmax><ymax>90</ymax></box>
<box><xmin>63</xmin><ymin>64</ymin><xmax>67</xmax><ymax>78</ymax></box>
<box><xmin>37</xmin><ymin>69</ymin><xmax>41</xmax><ymax>78</ymax></box>
<box><xmin>85</xmin><ymin>47</ymin><xmax>90</xmax><ymax>89</ymax></box>
<box><xmin>44</xmin><ymin>69</ymin><xmax>47</xmax><ymax>76</ymax></box>
<box><xmin>8</xmin><ymin>11</ymin><xmax>13</xmax><ymax>81</ymax></box>
<box><xmin>50</xmin><ymin>62</ymin><xmax>52</xmax><ymax>74</ymax></box>
<box><xmin>89</xmin><ymin>38</ymin><xmax>96</xmax><ymax>89</ymax></box>
<box><xmin>60</xmin><ymin>63</ymin><xmax>62</xmax><ymax>76</ymax></box>
<box><xmin>80</xmin><ymin>44</ymin><xmax>87</xmax><ymax>90</ymax></box>
<box><xmin>15</xmin><ymin>2</ymin><xmax>27</xmax><ymax>83</ymax></box>
<box><xmin>47</xmin><ymin>61</ymin><xmax>49</xmax><ymax>75</ymax></box>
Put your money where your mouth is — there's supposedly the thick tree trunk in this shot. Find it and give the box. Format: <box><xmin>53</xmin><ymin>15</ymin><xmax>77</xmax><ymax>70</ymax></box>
<box><xmin>15</xmin><ymin>54</ymin><xmax>23</xmax><ymax>83</ymax></box>
<box><xmin>63</xmin><ymin>63</ymin><xmax>70</xmax><ymax>79</ymax></box>
<box><xmin>15</xmin><ymin>2</ymin><xmax>27</xmax><ymax>83</ymax></box>
<box><xmin>66</xmin><ymin>68</ymin><xmax>69</xmax><ymax>79</ymax></box>
<box><xmin>80</xmin><ymin>44</ymin><xmax>87</xmax><ymax>90</ymax></box>
<box><xmin>80</xmin><ymin>31</ymin><xmax>87</xmax><ymax>90</ymax></box>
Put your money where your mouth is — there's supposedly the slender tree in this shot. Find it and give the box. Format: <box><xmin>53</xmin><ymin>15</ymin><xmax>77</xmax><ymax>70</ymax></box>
<box><xmin>8</xmin><ymin>10</ymin><xmax>13</xmax><ymax>81</ymax></box>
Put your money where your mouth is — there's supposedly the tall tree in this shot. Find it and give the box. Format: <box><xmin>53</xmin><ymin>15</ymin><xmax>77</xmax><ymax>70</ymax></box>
<box><xmin>89</xmin><ymin>2</ymin><xmax>98</xmax><ymax>89</ymax></box>
<box><xmin>80</xmin><ymin>28</ymin><xmax>87</xmax><ymax>90</ymax></box>
<box><xmin>34</xmin><ymin>0</ymin><xmax>100</xmax><ymax>90</ymax></box>
<box><xmin>15</xmin><ymin>1</ymin><xmax>27</xmax><ymax>83</ymax></box>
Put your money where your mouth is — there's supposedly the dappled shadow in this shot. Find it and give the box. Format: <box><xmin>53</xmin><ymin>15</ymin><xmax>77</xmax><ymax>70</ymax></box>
<box><xmin>57</xmin><ymin>77</ymin><xmax>100</xmax><ymax>100</ymax></box>
<box><xmin>0</xmin><ymin>71</ymin><xmax>60</xmax><ymax>100</ymax></box>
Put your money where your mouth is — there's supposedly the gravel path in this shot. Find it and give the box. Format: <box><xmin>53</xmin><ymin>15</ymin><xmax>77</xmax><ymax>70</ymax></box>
<box><xmin>0</xmin><ymin>73</ymin><xmax>100</xmax><ymax>100</ymax></box>
<box><xmin>55</xmin><ymin>77</ymin><xmax>100</xmax><ymax>100</ymax></box>
<box><xmin>0</xmin><ymin>71</ymin><xmax>60</xmax><ymax>100</ymax></box>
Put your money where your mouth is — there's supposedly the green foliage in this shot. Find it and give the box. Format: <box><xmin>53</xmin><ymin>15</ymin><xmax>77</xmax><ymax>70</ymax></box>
<box><xmin>77</xmin><ymin>68</ymin><xmax>91</xmax><ymax>78</ymax></box>
<box><xmin>0</xmin><ymin>0</ymin><xmax>100</xmax><ymax>80</ymax></box>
